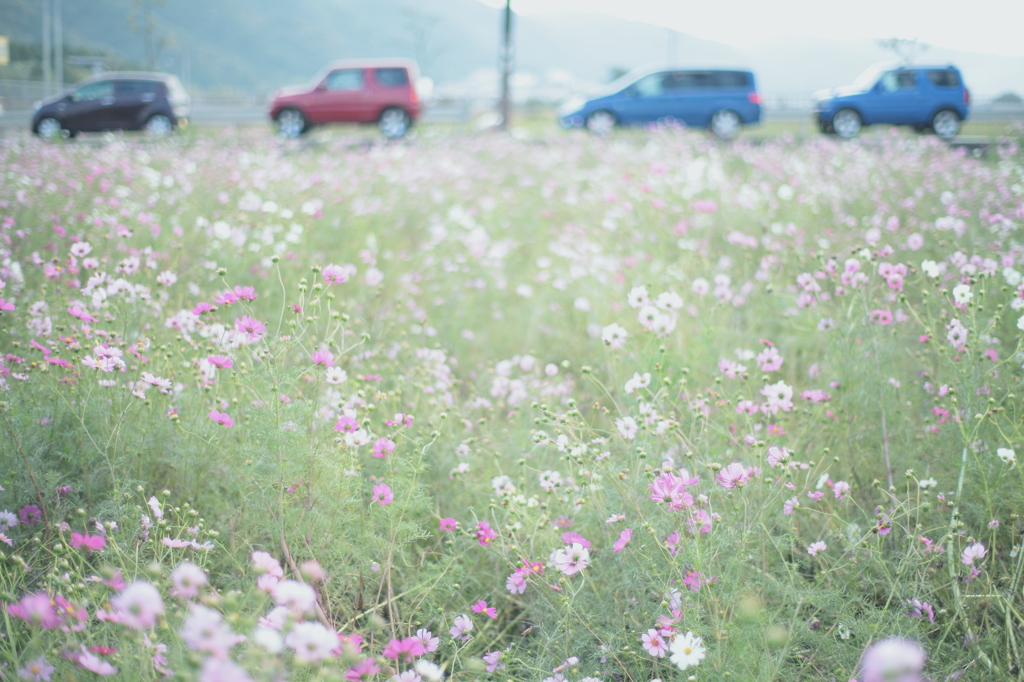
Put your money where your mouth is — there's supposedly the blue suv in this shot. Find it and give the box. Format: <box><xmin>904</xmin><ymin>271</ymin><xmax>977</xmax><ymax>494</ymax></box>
<box><xmin>814</xmin><ymin>63</ymin><xmax>969</xmax><ymax>139</ymax></box>
<box><xmin>559</xmin><ymin>67</ymin><xmax>762</xmax><ymax>139</ymax></box>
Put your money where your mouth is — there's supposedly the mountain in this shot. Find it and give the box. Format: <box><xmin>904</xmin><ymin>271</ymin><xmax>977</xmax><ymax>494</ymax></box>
<box><xmin>1</xmin><ymin>0</ymin><xmax>1021</xmax><ymax>99</ymax></box>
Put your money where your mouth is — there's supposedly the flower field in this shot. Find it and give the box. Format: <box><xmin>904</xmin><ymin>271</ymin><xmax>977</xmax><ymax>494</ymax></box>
<box><xmin>1</xmin><ymin>126</ymin><xmax>1024</xmax><ymax>681</ymax></box>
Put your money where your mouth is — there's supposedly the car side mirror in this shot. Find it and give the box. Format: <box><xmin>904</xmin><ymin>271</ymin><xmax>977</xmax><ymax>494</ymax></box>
<box><xmin>316</xmin><ymin>81</ymin><xmax>328</xmax><ymax>91</ymax></box>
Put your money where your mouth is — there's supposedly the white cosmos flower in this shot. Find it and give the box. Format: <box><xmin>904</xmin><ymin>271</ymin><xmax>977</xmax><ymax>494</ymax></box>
<box><xmin>952</xmin><ymin>284</ymin><xmax>972</xmax><ymax>305</ymax></box>
<box><xmin>669</xmin><ymin>631</ymin><xmax>706</xmax><ymax>670</ymax></box>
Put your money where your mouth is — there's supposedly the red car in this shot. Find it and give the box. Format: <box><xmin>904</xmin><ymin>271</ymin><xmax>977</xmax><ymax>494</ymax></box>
<box><xmin>269</xmin><ymin>59</ymin><xmax>421</xmax><ymax>139</ymax></box>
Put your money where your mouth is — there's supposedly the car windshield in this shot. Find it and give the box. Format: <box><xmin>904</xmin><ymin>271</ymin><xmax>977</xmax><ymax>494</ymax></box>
<box><xmin>849</xmin><ymin>64</ymin><xmax>889</xmax><ymax>92</ymax></box>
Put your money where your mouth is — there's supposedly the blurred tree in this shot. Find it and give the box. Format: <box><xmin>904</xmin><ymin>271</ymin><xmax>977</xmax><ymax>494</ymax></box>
<box><xmin>127</xmin><ymin>0</ymin><xmax>174</xmax><ymax>70</ymax></box>
<box><xmin>608</xmin><ymin>67</ymin><xmax>629</xmax><ymax>83</ymax></box>
<box><xmin>877</xmin><ymin>37</ymin><xmax>929</xmax><ymax>64</ymax></box>
<box><xmin>993</xmin><ymin>91</ymin><xmax>1022</xmax><ymax>104</ymax></box>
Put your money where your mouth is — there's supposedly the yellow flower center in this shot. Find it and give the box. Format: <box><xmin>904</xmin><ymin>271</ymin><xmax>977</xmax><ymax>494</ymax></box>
<box><xmin>684</xmin><ymin>647</ymin><xmax>693</xmax><ymax>654</ymax></box>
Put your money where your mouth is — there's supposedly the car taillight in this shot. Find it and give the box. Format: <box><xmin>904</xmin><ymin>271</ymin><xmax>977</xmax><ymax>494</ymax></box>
<box><xmin>747</xmin><ymin>91</ymin><xmax>762</xmax><ymax>105</ymax></box>
<box><xmin>410</xmin><ymin>86</ymin><xmax>419</xmax><ymax>104</ymax></box>
<box><xmin>964</xmin><ymin>88</ymin><xmax>970</xmax><ymax>105</ymax></box>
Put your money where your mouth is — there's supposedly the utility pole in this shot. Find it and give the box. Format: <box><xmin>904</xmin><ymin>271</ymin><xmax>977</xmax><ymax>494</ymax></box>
<box><xmin>54</xmin><ymin>0</ymin><xmax>63</xmax><ymax>89</ymax></box>
<box><xmin>42</xmin><ymin>0</ymin><xmax>52</xmax><ymax>94</ymax></box>
<box><xmin>498</xmin><ymin>0</ymin><xmax>513</xmax><ymax>130</ymax></box>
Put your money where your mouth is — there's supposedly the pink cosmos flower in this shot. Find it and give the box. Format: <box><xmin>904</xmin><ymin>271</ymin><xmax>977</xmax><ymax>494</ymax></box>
<box><xmin>782</xmin><ymin>497</ymin><xmax>799</xmax><ymax>515</ymax></box>
<box><xmin>211</xmin><ymin>291</ymin><xmax>238</xmax><ymax>306</ymax></box>
<box><xmin>191</xmin><ymin>302</ymin><xmax>215</xmax><ymax>316</ymax></box>
<box><xmin>476</xmin><ymin>521</ymin><xmax>497</xmax><ymax>546</ymax></box>
<box><xmin>371</xmin><ymin>437</ymin><xmax>395</xmax><ymax>459</ymax></box>
<box><xmin>869</xmin><ymin>309</ymin><xmax>893</xmax><ymax>325</ymax></box>
<box><xmin>180</xmin><ymin>604</ymin><xmax>244</xmax><ymax>658</ymax></box>
<box><xmin>310</xmin><ymin>349</ymin><xmax>335</xmax><ymax>367</ymax></box>
<box><xmin>715</xmin><ymin>462</ymin><xmax>750</xmax><ymax>488</ymax></box>
<box><xmin>642</xmin><ymin>628</ymin><xmax>669</xmax><ymax>657</ymax></box>
<box><xmin>766</xmin><ymin>445</ymin><xmax>790</xmax><ymax>467</ymax></box>
<box><xmin>833</xmin><ymin>481</ymin><xmax>850</xmax><ymax>499</ymax></box>
<box><xmin>232</xmin><ymin>285</ymin><xmax>258</xmax><ymax>301</ymax></box>
<box><xmin>251</xmin><ymin>551</ymin><xmax>284</xmax><ymax>579</ymax></box>
<box><xmin>7</xmin><ymin>592</ymin><xmax>62</xmax><ymax>629</ymax></box>
<box><xmin>382</xmin><ymin>637</ymin><xmax>426</xmax><ymax>662</ymax></box>
<box><xmin>17</xmin><ymin>655</ymin><xmax>55</xmax><ymax>681</ymax></box>
<box><xmin>687</xmin><ymin>509</ymin><xmax>712</xmax><ymax>534</ymax></box>
<box><xmin>472</xmin><ymin>600</ymin><xmax>497</xmax><ymax>619</ymax></box>
<box><xmin>561</xmin><ymin>531</ymin><xmax>591</xmax><ymax>548</ymax></box>
<box><xmin>70</xmin><ymin>532</ymin><xmax>106</xmax><ymax>553</ymax></box>
<box><xmin>371</xmin><ymin>483</ymin><xmax>393</xmax><ymax>506</ymax></box>
<box><xmin>73</xmin><ymin>645</ymin><xmax>118</xmax><ymax>675</ymax></box>
<box><xmin>905</xmin><ymin>599</ymin><xmax>935</xmax><ymax>624</ymax></box>
<box><xmin>67</xmin><ymin>305</ymin><xmax>98</xmax><ymax>322</ymax></box>
<box><xmin>345</xmin><ymin>657</ymin><xmax>380</xmax><ymax>682</ymax></box>
<box><xmin>439</xmin><ymin>517</ymin><xmax>457</xmax><ymax>531</ymax></box>
<box><xmin>207</xmin><ymin>355</ymin><xmax>233</xmax><ymax>368</ymax></box>
<box><xmin>483</xmin><ymin>650</ymin><xmax>505</xmax><ymax>672</ymax></box>
<box><xmin>552</xmin><ymin>543</ymin><xmax>590</xmax><ymax>575</ymax></box>
<box><xmin>208</xmin><ymin>410</ymin><xmax>234</xmax><ymax>428</ymax></box>
<box><xmin>334</xmin><ymin>415</ymin><xmax>358</xmax><ymax>433</ymax></box>
<box><xmin>234</xmin><ymin>315</ymin><xmax>266</xmax><ymax>341</ymax></box>
<box><xmin>112</xmin><ymin>581</ymin><xmax>165</xmax><ymax>630</ymax></box>
<box><xmin>613</xmin><ymin>528</ymin><xmax>633</xmax><ymax>552</ymax></box>
<box><xmin>648</xmin><ymin>472</ymin><xmax>696</xmax><ymax>510</ymax></box>
<box><xmin>807</xmin><ymin>541</ymin><xmax>827</xmax><ymax>556</ymax></box>
<box><xmin>756</xmin><ymin>347</ymin><xmax>784</xmax><ymax>372</ymax></box>
<box><xmin>286</xmin><ymin>622</ymin><xmax>340</xmax><ymax>663</ymax></box>
<box><xmin>199</xmin><ymin>658</ymin><xmax>251</xmax><ymax>682</ymax></box>
<box><xmin>449</xmin><ymin>614</ymin><xmax>473</xmax><ymax>639</ymax></box>
<box><xmin>506</xmin><ymin>572</ymin><xmax>528</xmax><ymax>594</ymax></box>
<box><xmin>414</xmin><ymin>628</ymin><xmax>439</xmax><ymax>652</ymax></box>
<box><xmin>800</xmin><ymin>389</ymin><xmax>831</xmax><ymax>403</ymax></box>
<box><xmin>171</xmin><ymin>561</ymin><xmax>208</xmax><ymax>599</ymax></box>
<box><xmin>961</xmin><ymin>542</ymin><xmax>986</xmax><ymax>565</ymax></box>
<box><xmin>323</xmin><ymin>264</ymin><xmax>348</xmax><ymax>285</ymax></box>
<box><xmin>0</xmin><ymin>298</ymin><xmax>15</xmax><ymax>313</ymax></box>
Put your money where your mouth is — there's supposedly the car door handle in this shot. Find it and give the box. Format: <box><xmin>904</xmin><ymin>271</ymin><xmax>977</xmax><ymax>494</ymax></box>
<box><xmin>141</xmin><ymin>93</ymin><xmax>156</xmax><ymax>102</ymax></box>
<box><xmin>100</xmin><ymin>97</ymin><xmax>115</xmax><ymax>105</ymax></box>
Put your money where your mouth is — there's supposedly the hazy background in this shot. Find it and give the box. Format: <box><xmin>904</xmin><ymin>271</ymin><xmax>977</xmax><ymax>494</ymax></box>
<box><xmin>1</xmin><ymin>0</ymin><xmax>1022</xmax><ymax>101</ymax></box>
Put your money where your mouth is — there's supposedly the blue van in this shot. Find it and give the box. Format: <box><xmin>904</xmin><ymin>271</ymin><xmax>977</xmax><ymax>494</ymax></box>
<box><xmin>559</xmin><ymin>67</ymin><xmax>762</xmax><ymax>139</ymax></box>
<box><xmin>814</xmin><ymin>63</ymin><xmax>970</xmax><ymax>139</ymax></box>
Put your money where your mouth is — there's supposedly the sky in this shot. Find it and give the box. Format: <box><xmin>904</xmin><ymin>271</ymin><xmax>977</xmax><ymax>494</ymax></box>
<box><xmin>475</xmin><ymin>0</ymin><xmax>1024</xmax><ymax>57</ymax></box>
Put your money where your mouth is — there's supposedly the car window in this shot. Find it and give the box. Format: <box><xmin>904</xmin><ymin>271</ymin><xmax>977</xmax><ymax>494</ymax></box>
<box><xmin>375</xmin><ymin>68</ymin><xmax>409</xmax><ymax>87</ymax></box>
<box><xmin>117</xmin><ymin>80</ymin><xmax>161</xmax><ymax>95</ymax></box>
<box><xmin>325</xmin><ymin>70</ymin><xmax>365</xmax><ymax>92</ymax></box>
<box><xmin>879</xmin><ymin>71</ymin><xmax>917</xmax><ymax>92</ymax></box>
<box><xmin>71</xmin><ymin>81</ymin><xmax>115</xmax><ymax>102</ymax></box>
<box><xmin>633</xmin><ymin>74</ymin><xmax>664</xmax><ymax>97</ymax></box>
<box><xmin>927</xmin><ymin>70</ymin><xmax>961</xmax><ymax>87</ymax></box>
<box><xmin>714</xmin><ymin>72</ymin><xmax>750</xmax><ymax>88</ymax></box>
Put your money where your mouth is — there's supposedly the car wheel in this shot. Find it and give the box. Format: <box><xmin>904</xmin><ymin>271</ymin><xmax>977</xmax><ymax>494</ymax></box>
<box><xmin>276</xmin><ymin>108</ymin><xmax>307</xmax><ymax>138</ymax></box>
<box><xmin>379</xmin><ymin>108</ymin><xmax>411</xmax><ymax>139</ymax></box>
<box><xmin>144</xmin><ymin>114</ymin><xmax>174</xmax><ymax>138</ymax></box>
<box><xmin>710</xmin><ymin>109</ymin><xmax>741</xmax><ymax>140</ymax></box>
<box><xmin>931</xmin><ymin>109</ymin><xmax>961</xmax><ymax>139</ymax></box>
<box><xmin>36</xmin><ymin>117</ymin><xmax>63</xmax><ymax>141</ymax></box>
<box><xmin>832</xmin><ymin>109</ymin><xmax>862</xmax><ymax>139</ymax></box>
<box><xmin>585</xmin><ymin>110</ymin><xmax>616</xmax><ymax>135</ymax></box>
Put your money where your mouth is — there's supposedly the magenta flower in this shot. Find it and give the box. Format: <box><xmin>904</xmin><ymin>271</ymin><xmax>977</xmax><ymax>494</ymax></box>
<box><xmin>475</xmin><ymin>521</ymin><xmax>497</xmax><ymax>546</ymax></box>
<box><xmin>0</xmin><ymin>298</ymin><xmax>15</xmax><ymax>313</ymax></box>
<box><xmin>208</xmin><ymin>410</ymin><xmax>234</xmax><ymax>428</ymax></box>
<box><xmin>70</xmin><ymin>532</ymin><xmax>106</xmax><ymax>553</ymax></box>
<box><xmin>232</xmin><ymin>285</ymin><xmax>257</xmax><ymax>301</ymax></box>
<box><xmin>191</xmin><ymin>301</ymin><xmax>215</xmax><ymax>316</ymax></box>
<box><xmin>687</xmin><ymin>509</ymin><xmax>712</xmax><ymax>534</ymax></box>
<box><xmin>471</xmin><ymin>600</ymin><xmax>497</xmax><ymax>619</ymax></box>
<box><xmin>310</xmin><ymin>349</ymin><xmax>335</xmax><ymax>367</ymax></box>
<box><xmin>414</xmin><ymin>628</ymin><xmax>439</xmax><ymax>652</ymax></box>
<box><xmin>73</xmin><ymin>645</ymin><xmax>118</xmax><ymax>676</ymax></box>
<box><xmin>207</xmin><ymin>355</ymin><xmax>233</xmax><ymax>368</ymax></box>
<box><xmin>7</xmin><ymin>592</ymin><xmax>62</xmax><ymax>628</ymax></box>
<box><xmin>382</xmin><ymin>637</ymin><xmax>426</xmax><ymax>662</ymax></box>
<box><xmin>371</xmin><ymin>437</ymin><xmax>395</xmax><ymax>459</ymax></box>
<box><xmin>869</xmin><ymin>309</ymin><xmax>894</xmax><ymax>325</ymax></box>
<box><xmin>561</xmin><ymin>531</ymin><xmax>591</xmax><ymax>548</ymax></box>
<box><xmin>506</xmin><ymin>572</ymin><xmax>528</xmax><ymax>594</ymax></box>
<box><xmin>905</xmin><ymin>599</ymin><xmax>935</xmax><ymax>624</ymax></box>
<box><xmin>211</xmin><ymin>291</ymin><xmax>238</xmax><ymax>306</ymax></box>
<box><xmin>234</xmin><ymin>315</ymin><xmax>266</xmax><ymax>341</ymax></box>
<box><xmin>756</xmin><ymin>347</ymin><xmax>784</xmax><ymax>372</ymax></box>
<box><xmin>19</xmin><ymin>504</ymin><xmax>42</xmax><ymax>526</ymax></box>
<box><xmin>439</xmin><ymin>517</ymin><xmax>457</xmax><ymax>531</ymax></box>
<box><xmin>67</xmin><ymin>305</ymin><xmax>98</xmax><ymax>322</ymax></box>
<box><xmin>483</xmin><ymin>650</ymin><xmax>505</xmax><ymax>672</ymax></box>
<box><xmin>345</xmin><ymin>657</ymin><xmax>380</xmax><ymax>682</ymax></box>
<box><xmin>449</xmin><ymin>614</ymin><xmax>473</xmax><ymax>638</ymax></box>
<box><xmin>17</xmin><ymin>655</ymin><xmax>54</xmax><ymax>681</ymax></box>
<box><xmin>371</xmin><ymin>483</ymin><xmax>393</xmax><ymax>506</ymax></box>
<box><xmin>171</xmin><ymin>561</ymin><xmax>207</xmax><ymax>599</ymax></box>
<box><xmin>613</xmin><ymin>528</ymin><xmax>633</xmax><ymax>552</ymax></box>
<box><xmin>111</xmin><ymin>581</ymin><xmax>165</xmax><ymax>630</ymax></box>
<box><xmin>334</xmin><ymin>415</ymin><xmax>358</xmax><ymax>433</ymax></box>
<box><xmin>642</xmin><ymin>628</ymin><xmax>669</xmax><ymax>657</ymax></box>
<box><xmin>648</xmin><ymin>471</ymin><xmax>696</xmax><ymax>510</ymax></box>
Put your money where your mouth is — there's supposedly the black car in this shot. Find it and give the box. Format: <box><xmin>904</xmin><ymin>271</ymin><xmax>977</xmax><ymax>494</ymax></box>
<box><xmin>32</xmin><ymin>72</ymin><xmax>190</xmax><ymax>140</ymax></box>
